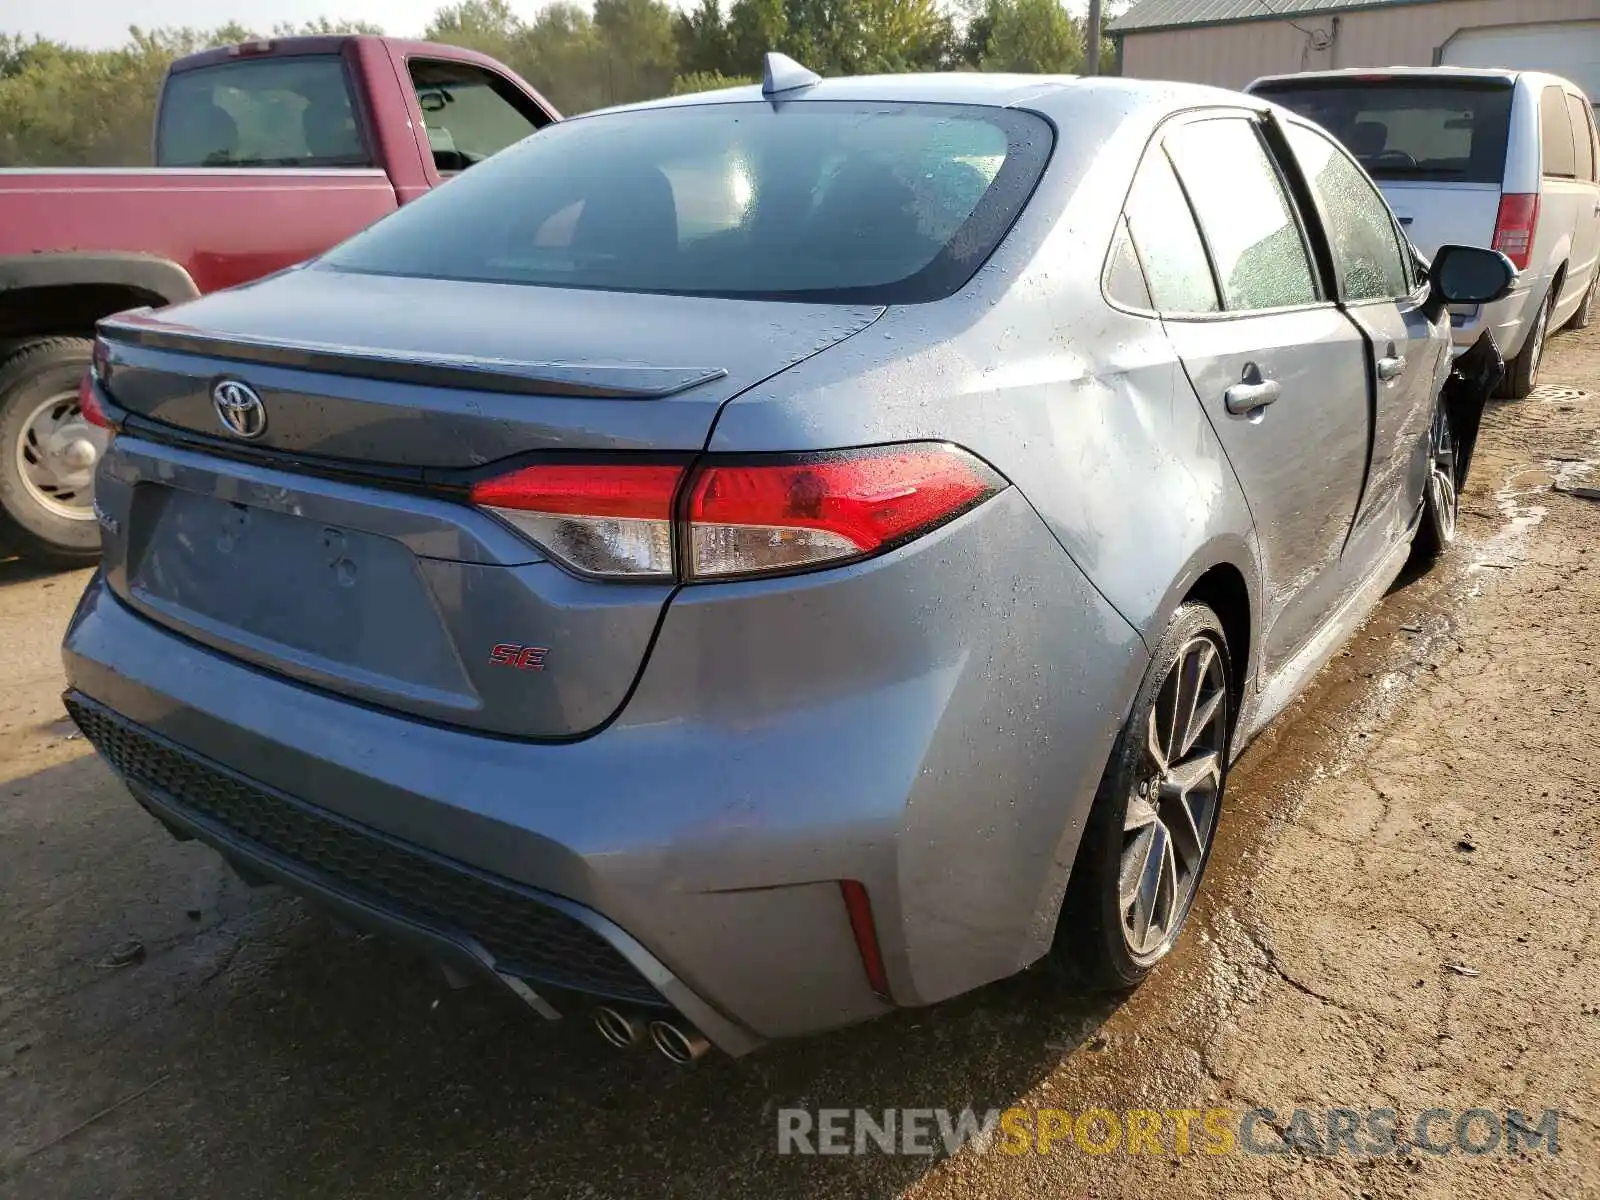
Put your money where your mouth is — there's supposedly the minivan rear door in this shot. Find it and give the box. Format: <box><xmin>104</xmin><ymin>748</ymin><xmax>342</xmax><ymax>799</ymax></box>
<box><xmin>1248</xmin><ymin>75</ymin><xmax>1516</xmax><ymax>259</ymax></box>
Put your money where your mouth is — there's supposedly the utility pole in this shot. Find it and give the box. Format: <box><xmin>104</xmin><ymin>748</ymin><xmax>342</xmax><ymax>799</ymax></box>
<box><xmin>1085</xmin><ymin>0</ymin><xmax>1103</xmax><ymax>75</ymax></box>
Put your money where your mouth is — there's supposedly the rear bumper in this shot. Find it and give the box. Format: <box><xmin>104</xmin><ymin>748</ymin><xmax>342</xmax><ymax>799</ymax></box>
<box><xmin>1451</xmin><ymin>281</ymin><xmax>1539</xmax><ymax>358</ymax></box>
<box><xmin>61</xmin><ymin>488</ymin><xmax>1145</xmax><ymax>1048</ymax></box>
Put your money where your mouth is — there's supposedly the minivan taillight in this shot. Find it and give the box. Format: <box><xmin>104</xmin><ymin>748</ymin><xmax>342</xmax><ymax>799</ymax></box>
<box><xmin>1492</xmin><ymin>192</ymin><xmax>1539</xmax><ymax>271</ymax></box>
<box><xmin>469</xmin><ymin>444</ymin><xmax>1004</xmax><ymax>582</ymax></box>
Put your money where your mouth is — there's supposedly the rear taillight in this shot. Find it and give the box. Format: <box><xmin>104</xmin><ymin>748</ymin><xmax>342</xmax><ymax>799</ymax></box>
<box><xmin>470</xmin><ymin>443</ymin><xmax>1003</xmax><ymax>582</ymax></box>
<box><xmin>1492</xmin><ymin>193</ymin><xmax>1539</xmax><ymax>271</ymax></box>
<box><xmin>686</xmin><ymin>444</ymin><xmax>1002</xmax><ymax>579</ymax></box>
<box><xmin>470</xmin><ymin>463</ymin><xmax>682</xmax><ymax>579</ymax></box>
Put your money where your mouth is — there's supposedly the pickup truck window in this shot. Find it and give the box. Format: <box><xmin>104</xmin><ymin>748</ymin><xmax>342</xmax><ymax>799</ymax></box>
<box><xmin>408</xmin><ymin>59</ymin><xmax>546</xmax><ymax>173</ymax></box>
<box><xmin>158</xmin><ymin>56</ymin><xmax>369</xmax><ymax>168</ymax></box>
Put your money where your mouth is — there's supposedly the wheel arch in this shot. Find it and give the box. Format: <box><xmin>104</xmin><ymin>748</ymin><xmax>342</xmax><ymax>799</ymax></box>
<box><xmin>0</xmin><ymin>253</ymin><xmax>199</xmax><ymax>342</ymax></box>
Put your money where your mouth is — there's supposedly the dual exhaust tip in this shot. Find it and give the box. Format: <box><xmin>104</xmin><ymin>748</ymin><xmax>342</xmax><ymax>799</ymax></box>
<box><xmin>593</xmin><ymin>1005</ymin><xmax>710</xmax><ymax>1064</ymax></box>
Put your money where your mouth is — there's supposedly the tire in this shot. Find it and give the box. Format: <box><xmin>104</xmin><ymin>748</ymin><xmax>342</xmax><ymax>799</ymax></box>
<box><xmin>1499</xmin><ymin>286</ymin><xmax>1553</xmax><ymax>400</ymax></box>
<box><xmin>1410</xmin><ymin>397</ymin><xmax>1458</xmax><ymax>565</ymax></box>
<box><xmin>1566</xmin><ymin>271</ymin><xmax>1596</xmax><ymax>332</ymax></box>
<box><xmin>0</xmin><ymin>338</ymin><xmax>104</xmax><ymax>566</ymax></box>
<box><xmin>1057</xmin><ymin>601</ymin><xmax>1233</xmax><ymax>992</ymax></box>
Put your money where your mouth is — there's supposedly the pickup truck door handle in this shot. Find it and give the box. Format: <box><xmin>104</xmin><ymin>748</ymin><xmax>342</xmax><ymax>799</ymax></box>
<box><xmin>1377</xmin><ymin>354</ymin><xmax>1407</xmax><ymax>381</ymax></box>
<box><xmin>1224</xmin><ymin>376</ymin><xmax>1281</xmax><ymax>415</ymax></box>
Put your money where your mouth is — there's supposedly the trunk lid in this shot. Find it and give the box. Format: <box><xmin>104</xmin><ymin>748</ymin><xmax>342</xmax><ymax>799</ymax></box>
<box><xmin>95</xmin><ymin>265</ymin><xmax>883</xmax><ymax>739</ymax></box>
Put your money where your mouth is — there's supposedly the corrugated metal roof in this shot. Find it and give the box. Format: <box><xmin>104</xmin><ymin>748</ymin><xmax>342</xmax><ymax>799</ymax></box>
<box><xmin>1109</xmin><ymin>0</ymin><xmax>1428</xmax><ymax>35</ymax></box>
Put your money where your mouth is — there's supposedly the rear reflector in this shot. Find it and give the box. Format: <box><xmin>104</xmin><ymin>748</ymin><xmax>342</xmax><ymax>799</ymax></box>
<box><xmin>470</xmin><ymin>444</ymin><xmax>1003</xmax><ymax>582</ymax></box>
<box><xmin>471</xmin><ymin>463</ymin><xmax>682</xmax><ymax>579</ymax></box>
<box><xmin>686</xmin><ymin>444</ymin><xmax>1003</xmax><ymax>579</ymax></box>
<box><xmin>78</xmin><ymin>372</ymin><xmax>113</xmax><ymax>430</ymax></box>
<box><xmin>1492</xmin><ymin>192</ymin><xmax>1539</xmax><ymax>271</ymax></box>
<box><xmin>839</xmin><ymin>880</ymin><xmax>891</xmax><ymax>1001</ymax></box>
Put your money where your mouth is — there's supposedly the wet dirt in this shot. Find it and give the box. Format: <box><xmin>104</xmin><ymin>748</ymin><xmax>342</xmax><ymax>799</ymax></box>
<box><xmin>2</xmin><ymin>329</ymin><xmax>1598</xmax><ymax>1200</ymax></box>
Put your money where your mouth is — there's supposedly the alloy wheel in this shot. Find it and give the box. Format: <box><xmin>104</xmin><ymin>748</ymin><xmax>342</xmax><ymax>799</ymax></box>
<box><xmin>1427</xmin><ymin>403</ymin><xmax>1458</xmax><ymax>544</ymax></box>
<box><xmin>1119</xmin><ymin>634</ymin><xmax>1228</xmax><ymax>960</ymax></box>
<box><xmin>15</xmin><ymin>389</ymin><xmax>107</xmax><ymax>522</ymax></box>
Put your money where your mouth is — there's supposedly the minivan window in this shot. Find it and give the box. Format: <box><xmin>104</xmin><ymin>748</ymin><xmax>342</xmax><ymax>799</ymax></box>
<box><xmin>1564</xmin><ymin>93</ymin><xmax>1596</xmax><ymax>182</ymax></box>
<box><xmin>1165</xmin><ymin>118</ymin><xmax>1319</xmax><ymax>311</ymax></box>
<box><xmin>158</xmin><ymin>56</ymin><xmax>368</xmax><ymax>168</ymax></box>
<box><xmin>1250</xmin><ymin>79</ymin><xmax>1512</xmax><ymax>184</ymax></box>
<box><xmin>321</xmin><ymin>102</ymin><xmax>1052</xmax><ymax>304</ymax></box>
<box><xmin>1541</xmin><ymin>87</ymin><xmax>1578</xmax><ymax>179</ymax></box>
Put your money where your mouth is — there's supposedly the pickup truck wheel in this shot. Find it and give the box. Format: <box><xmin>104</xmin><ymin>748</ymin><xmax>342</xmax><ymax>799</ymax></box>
<box><xmin>0</xmin><ymin>338</ymin><xmax>105</xmax><ymax>566</ymax></box>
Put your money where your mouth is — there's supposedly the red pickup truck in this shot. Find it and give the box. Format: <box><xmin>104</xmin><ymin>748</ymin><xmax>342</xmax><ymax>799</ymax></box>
<box><xmin>0</xmin><ymin>34</ymin><xmax>558</xmax><ymax>563</ymax></box>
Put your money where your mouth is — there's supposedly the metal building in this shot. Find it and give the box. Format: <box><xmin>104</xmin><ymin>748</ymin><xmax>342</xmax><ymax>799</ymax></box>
<box><xmin>1108</xmin><ymin>0</ymin><xmax>1600</xmax><ymax>100</ymax></box>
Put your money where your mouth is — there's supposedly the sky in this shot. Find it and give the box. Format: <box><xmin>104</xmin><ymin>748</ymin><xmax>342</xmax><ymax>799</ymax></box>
<box><xmin>2</xmin><ymin>0</ymin><xmax>1095</xmax><ymax>49</ymax></box>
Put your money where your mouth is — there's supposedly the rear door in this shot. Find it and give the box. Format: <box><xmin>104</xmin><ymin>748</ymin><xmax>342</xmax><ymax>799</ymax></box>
<box><xmin>1279</xmin><ymin>118</ymin><xmax>1445</xmax><ymax>560</ymax></box>
<box><xmin>1130</xmin><ymin>113</ymin><xmax>1371</xmax><ymax>675</ymax></box>
<box><xmin>1248</xmin><ymin>76</ymin><xmax>1515</xmax><ymax>260</ymax></box>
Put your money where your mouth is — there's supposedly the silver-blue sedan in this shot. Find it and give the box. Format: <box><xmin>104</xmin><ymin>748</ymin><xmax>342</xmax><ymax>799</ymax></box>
<box><xmin>63</xmin><ymin>56</ymin><xmax>1512</xmax><ymax>1061</ymax></box>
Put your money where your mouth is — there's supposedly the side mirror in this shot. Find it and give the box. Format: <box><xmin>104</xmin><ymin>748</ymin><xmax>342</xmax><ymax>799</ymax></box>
<box><xmin>1429</xmin><ymin>244</ymin><xmax>1516</xmax><ymax>306</ymax></box>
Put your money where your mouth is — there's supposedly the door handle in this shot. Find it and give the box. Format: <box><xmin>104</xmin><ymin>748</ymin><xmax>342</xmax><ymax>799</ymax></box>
<box><xmin>1224</xmin><ymin>377</ymin><xmax>1281</xmax><ymax>415</ymax></box>
<box><xmin>1377</xmin><ymin>354</ymin><xmax>1407</xmax><ymax>381</ymax></box>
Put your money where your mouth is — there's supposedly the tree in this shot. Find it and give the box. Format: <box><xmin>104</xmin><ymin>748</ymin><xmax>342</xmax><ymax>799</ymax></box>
<box><xmin>978</xmin><ymin>0</ymin><xmax>1086</xmax><ymax>73</ymax></box>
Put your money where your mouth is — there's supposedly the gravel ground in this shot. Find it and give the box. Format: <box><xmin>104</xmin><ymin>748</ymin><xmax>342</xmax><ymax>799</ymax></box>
<box><xmin>1</xmin><ymin>325</ymin><xmax>1597</xmax><ymax>1200</ymax></box>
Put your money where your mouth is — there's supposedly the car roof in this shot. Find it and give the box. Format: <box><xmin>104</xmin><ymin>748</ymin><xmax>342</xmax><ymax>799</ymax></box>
<box><xmin>578</xmin><ymin>72</ymin><xmax>1264</xmax><ymax>122</ymax></box>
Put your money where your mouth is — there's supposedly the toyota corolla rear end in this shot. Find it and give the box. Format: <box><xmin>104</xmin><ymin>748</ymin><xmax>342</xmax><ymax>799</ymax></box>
<box><xmin>62</xmin><ymin>84</ymin><xmax>1145</xmax><ymax>1055</ymax></box>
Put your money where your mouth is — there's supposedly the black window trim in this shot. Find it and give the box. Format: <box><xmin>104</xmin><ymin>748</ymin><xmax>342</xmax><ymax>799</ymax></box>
<box><xmin>153</xmin><ymin>50</ymin><xmax>377</xmax><ymax>170</ymax></box>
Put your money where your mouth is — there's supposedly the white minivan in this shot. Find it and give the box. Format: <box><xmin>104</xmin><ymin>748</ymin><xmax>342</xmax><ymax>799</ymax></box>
<box><xmin>1248</xmin><ymin>68</ymin><xmax>1600</xmax><ymax>398</ymax></box>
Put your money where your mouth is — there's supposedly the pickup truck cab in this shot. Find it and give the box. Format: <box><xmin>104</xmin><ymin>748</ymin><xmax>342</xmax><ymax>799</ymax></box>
<box><xmin>0</xmin><ymin>35</ymin><xmax>557</xmax><ymax>564</ymax></box>
<box><xmin>1248</xmin><ymin>68</ymin><xmax>1600</xmax><ymax>399</ymax></box>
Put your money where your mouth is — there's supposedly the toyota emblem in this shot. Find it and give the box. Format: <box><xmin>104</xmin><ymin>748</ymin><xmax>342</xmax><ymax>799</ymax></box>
<box><xmin>212</xmin><ymin>379</ymin><xmax>267</xmax><ymax>439</ymax></box>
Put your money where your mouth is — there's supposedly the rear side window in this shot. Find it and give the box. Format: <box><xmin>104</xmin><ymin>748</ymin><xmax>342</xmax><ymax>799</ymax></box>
<box><xmin>408</xmin><ymin>58</ymin><xmax>549</xmax><ymax>173</ymax></box>
<box><xmin>1165</xmin><ymin>118</ymin><xmax>1319</xmax><ymax>311</ymax></box>
<box><xmin>1564</xmin><ymin>93</ymin><xmax>1596</xmax><ymax>182</ymax></box>
<box><xmin>158</xmin><ymin>56</ymin><xmax>368</xmax><ymax>168</ymax></box>
<box><xmin>322</xmin><ymin>101</ymin><xmax>1052</xmax><ymax>304</ymax></box>
<box><xmin>1122</xmin><ymin>151</ymin><xmax>1220</xmax><ymax>315</ymax></box>
<box><xmin>1251</xmin><ymin>79</ymin><xmax>1512</xmax><ymax>184</ymax></box>
<box><xmin>1104</xmin><ymin>216</ymin><xmax>1153</xmax><ymax>310</ymax></box>
<box><xmin>1540</xmin><ymin>87</ymin><xmax>1578</xmax><ymax>179</ymax></box>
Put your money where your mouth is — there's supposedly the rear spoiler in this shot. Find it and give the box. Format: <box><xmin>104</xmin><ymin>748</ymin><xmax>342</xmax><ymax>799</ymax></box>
<box><xmin>96</xmin><ymin>308</ymin><xmax>728</xmax><ymax>400</ymax></box>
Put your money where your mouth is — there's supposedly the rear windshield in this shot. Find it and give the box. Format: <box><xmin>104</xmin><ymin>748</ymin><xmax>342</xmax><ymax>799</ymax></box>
<box><xmin>319</xmin><ymin>101</ymin><xmax>1053</xmax><ymax>303</ymax></box>
<box><xmin>1251</xmin><ymin>80</ymin><xmax>1512</xmax><ymax>183</ymax></box>
<box><xmin>158</xmin><ymin>55</ymin><xmax>368</xmax><ymax>168</ymax></box>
